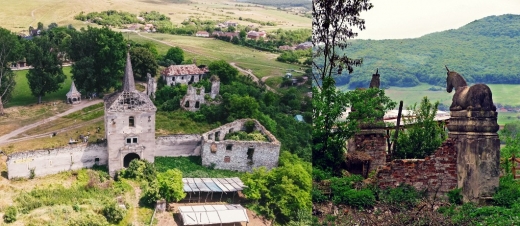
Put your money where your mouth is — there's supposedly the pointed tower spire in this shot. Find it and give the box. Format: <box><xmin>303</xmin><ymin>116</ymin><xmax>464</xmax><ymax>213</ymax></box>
<box><xmin>123</xmin><ymin>50</ymin><xmax>135</xmax><ymax>92</ymax></box>
<box><xmin>69</xmin><ymin>80</ymin><xmax>79</xmax><ymax>94</ymax></box>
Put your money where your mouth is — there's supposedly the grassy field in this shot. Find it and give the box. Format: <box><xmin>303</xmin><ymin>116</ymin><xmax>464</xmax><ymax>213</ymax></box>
<box><xmin>128</xmin><ymin>32</ymin><xmax>305</xmax><ymax>79</ymax></box>
<box><xmin>7</xmin><ymin>67</ymin><xmax>73</xmax><ymax>107</ymax></box>
<box><xmin>1</xmin><ymin>0</ymin><xmax>310</xmax><ymax>34</ymax></box>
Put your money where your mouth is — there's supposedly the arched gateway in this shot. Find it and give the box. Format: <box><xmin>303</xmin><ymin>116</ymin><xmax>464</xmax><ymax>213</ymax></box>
<box><xmin>123</xmin><ymin>153</ymin><xmax>140</xmax><ymax>167</ymax></box>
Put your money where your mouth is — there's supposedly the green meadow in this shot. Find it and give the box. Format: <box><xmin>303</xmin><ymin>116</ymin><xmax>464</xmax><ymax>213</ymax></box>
<box><xmin>7</xmin><ymin>67</ymin><xmax>73</xmax><ymax>107</ymax></box>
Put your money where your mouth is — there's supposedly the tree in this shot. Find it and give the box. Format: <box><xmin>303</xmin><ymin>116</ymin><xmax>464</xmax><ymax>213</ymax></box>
<box><xmin>47</xmin><ymin>22</ymin><xmax>58</xmax><ymax>30</ymax></box>
<box><xmin>25</xmin><ymin>36</ymin><xmax>66</xmax><ymax>104</ymax></box>
<box><xmin>242</xmin><ymin>152</ymin><xmax>312</xmax><ymax>224</ymax></box>
<box><xmin>0</xmin><ymin>27</ymin><xmax>22</xmax><ymax>115</ymax></box>
<box><xmin>157</xmin><ymin>169</ymin><xmax>186</xmax><ymax>202</ymax></box>
<box><xmin>393</xmin><ymin>97</ymin><xmax>446</xmax><ymax>159</ymax></box>
<box><xmin>130</xmin><ymin>47</ymin><xmax>159</xmax><ymax>81</ymax></box>
<box><xmin>68</xmin><ymin>26</ymin><xmax>126</xmax><ymax>94</ymax></box>
<box><xmin>223</xmin><ymin>94</ymin><xmax>259</xmax><ymax>122</ymax></box>
<box><xmin>227</xmin><ymin>25</ymin><xmax>236</xmax><ymax>32</ymax></box>
<box><xmin>37</xmin><ymin>22</ymin><xmax>44</xmax><ymax>30</ymax></box>
<box><xmin>312</xmin><ymin>0</ymin><xmax>376</xmax><ymax>173</ymax></box>
<box><xmin>208</xmin><ymin>60</ymin><xmax>238</xmax><ymax>84</ymax></box>
<box><xmin>239</xmin><ymin>30</ymin><xmax>247</xmax><ymax>39</ymax></box>
<box><xmin>164</xmin><ymin>47</ymin><xmax>184</xmax><ymax>65</ymax></box>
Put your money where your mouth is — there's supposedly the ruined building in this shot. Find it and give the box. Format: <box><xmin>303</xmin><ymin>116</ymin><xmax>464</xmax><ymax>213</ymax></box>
<box><xmin>161</xmin><ymin>64</ymin><xmax>208</xmax><ymax>86</ymax></box>
<box><xmin>201</xmin><ymin>119</ymin><xmax>280</xmax><ymax>172</ymax></box>
<box><xmin>103</xmin><ymin>52</ymin><xmax>157</xmax><ymax>177</ymax></box>
<box><xmin>180</xmin><ymin>75</ymin><xmax>221</xmax><ymax>111</ymax></box>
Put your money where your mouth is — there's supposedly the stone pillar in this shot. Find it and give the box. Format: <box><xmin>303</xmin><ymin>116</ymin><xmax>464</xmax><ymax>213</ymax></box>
<box><xmin>348</xmin><ymin>128</ymin><xmax>387</xmax><ymax>173</ymax></box>
<box><xmin>448</xmin><ymin>110</ymin><xmax>500</xmax><ymax>203</ymax></box>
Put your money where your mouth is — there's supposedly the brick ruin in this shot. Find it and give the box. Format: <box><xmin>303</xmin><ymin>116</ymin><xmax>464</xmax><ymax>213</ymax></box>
<box><xmin>377</xmin><ymin>138</ymin><xmax>458</xmax><ymax>195</ymax></box>
<box><xmin>349</xmin><ymin>111</ymin><xmax>500</xmax><ymax>201</ymax></box>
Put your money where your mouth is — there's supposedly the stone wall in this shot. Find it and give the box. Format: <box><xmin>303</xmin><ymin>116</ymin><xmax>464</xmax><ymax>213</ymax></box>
<box><xmin>181</xmin><ymin>85</ymin><xmax>206</xmax><ymax>111</ymax></box>
<box><xmin>155</xmin><ymin>135</ymin><xmax>202</xmax><ymax>156</ymax></box>
<box><xmin>377</xmin><ymin>138</ymin><xmax>458</xmax><ymax>195</ymax></box>
<box><xmin>201</xmin><ymin>140</ymin><xmax>280</xmax><ymax>171</ymax></box>
<box><xmin>201</xmin><ymin>119</ymin><xmax>280</xmax><ymax>171</ymax></box>
<box><xmin>6</xmin><ymin>143</ymin><xmax>108</xmax><ymax>179</ymax></box>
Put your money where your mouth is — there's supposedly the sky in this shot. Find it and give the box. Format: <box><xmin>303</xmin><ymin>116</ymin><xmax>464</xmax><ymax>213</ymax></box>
<box><xmin>355</xmin><ymin>0</ymin><xmax>520</xmax><ymax>40</ymax></box>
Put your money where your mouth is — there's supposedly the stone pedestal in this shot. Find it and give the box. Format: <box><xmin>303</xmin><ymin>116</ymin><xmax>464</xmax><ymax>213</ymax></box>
<box><xmin>448</xmin><ymin>110</ymin><xmax>500</xmax><ymax>203</ymax></box>
<box><xmin>348</xmin><ymin>128</ymin><xmax>387</xmax><ymax>173</ymax></box>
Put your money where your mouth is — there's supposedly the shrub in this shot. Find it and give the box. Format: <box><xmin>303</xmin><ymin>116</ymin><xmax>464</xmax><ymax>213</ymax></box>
<box><xmin>334</xmin><ymin>189</ymin><xmax>375</xmax><ymax>208</ymax></box>
<box><xmin>447</xmin><ymin>188</ymin><xmax>463</xmax><ymax>205</ymax></box>
<box><xmin>3</xmin><ymin>206</ymin><xmax>17</xmax><ymax>223</ymax></box>
<box><xmin>102</xmin><ymin>203</ymin><xmax>126</xmax><ymax>224</ymax></box>
<box><xmin>312</xmin><ymin>186</ymin><xmax>328</xmax><ymax>203</ymax></box>
<box><xmin>329</xmin><ymin>175</ymin><xmax>363</xmax><ymax>194</ymax></box>
<box><xmin>120</xmin><ymin>159</ymin><xmax>156</xmax><ymax>182</ymax></box>
<box><xmin>494</xmin><ymin>178</ymin><xmax>520</xmax><ymax>207</ymax></box>
<box><xmin>140</xmin><ymin>180</ymin><xmax>161</xmax><ymax>207</ymax></box>
<box><xmin>380</xmin><ymin>184</ymin><xmax>423</xmax><ymax>210</ymax></box>
<box><xmin>244</xmin><ymin>120</ymin><xmax>256</xmax><ymax>133</ymax></box>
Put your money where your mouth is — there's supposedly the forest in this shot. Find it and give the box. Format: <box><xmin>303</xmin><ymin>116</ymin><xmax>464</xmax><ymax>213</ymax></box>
<box><xmin>321</xmin><ymin>14</ymin><xmax>520</xmax><ymax>89</ymax></box>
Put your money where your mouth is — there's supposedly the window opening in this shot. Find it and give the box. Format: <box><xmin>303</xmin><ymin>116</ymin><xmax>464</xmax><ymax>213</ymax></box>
<box><xmin>247</xmin><ymin>147</ymin><xmax>255</xmax><ymax>162</ymax></box>
<box><xmin>129</xmin><ymin>116</ymin><xmax>135</xmax><ymax>127</ymax></box>
<box><xmin>226</xmin><ymin>144</ymin><xmax>233</xmax><ymax>151</ymax></box>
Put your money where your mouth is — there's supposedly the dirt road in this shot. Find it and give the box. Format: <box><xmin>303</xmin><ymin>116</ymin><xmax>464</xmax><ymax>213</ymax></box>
<box><xmin>0</xmin><ymin>99</ymin><xmax>102</xmax><ymax>144</ymax></box>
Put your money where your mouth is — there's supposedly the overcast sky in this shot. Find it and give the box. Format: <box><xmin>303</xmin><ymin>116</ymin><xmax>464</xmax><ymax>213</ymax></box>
<box><xmin>355</xmin><ymin>0</ymin><xmax>520</xmax><ymax>40</ymax></box>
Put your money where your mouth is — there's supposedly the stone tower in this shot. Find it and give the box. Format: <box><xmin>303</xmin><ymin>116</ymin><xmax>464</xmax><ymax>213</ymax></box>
<box><xmin>210</xmin><ymin>75</ymin><xmax>220</xmax><ymax>99</ymax></box>
<box><xmin>104</xmin><ymin>52</ymin><xmax>157</xmax><ymax>177</ymax></box>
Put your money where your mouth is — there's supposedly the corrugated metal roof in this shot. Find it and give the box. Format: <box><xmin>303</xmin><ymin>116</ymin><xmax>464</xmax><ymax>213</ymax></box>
<box><xmin>178</xmin><ymin>204</ymin><xmax>249</xmax><ymax>225</ymax></box>
<box><xmin>182</xmin><ymin>177</ymin><xmax>247</xmax><ymax>193</ymax></box>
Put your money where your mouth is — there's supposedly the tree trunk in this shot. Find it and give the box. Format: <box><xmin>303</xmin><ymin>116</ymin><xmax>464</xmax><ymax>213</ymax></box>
<box><xmin>38</xmin><ymin>95</ymin><xmax>42</xmax><ymax>104</ymax></box>
<box><xmin>0</xmin><ymin>95</ymin><xmax>4</xmax><ymax>116</ymax></box>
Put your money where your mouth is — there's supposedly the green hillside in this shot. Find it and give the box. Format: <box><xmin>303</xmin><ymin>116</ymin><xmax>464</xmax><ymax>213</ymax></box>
<box><xmin>332</xmin><ymin>14</ymin><xmax>520</xmax><ymax>89</ymax></box>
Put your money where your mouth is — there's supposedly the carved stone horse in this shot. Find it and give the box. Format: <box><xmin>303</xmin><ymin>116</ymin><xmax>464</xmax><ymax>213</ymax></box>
<box><xmin>369</xmin><ymin>69</ymin><xmax>380</xmax><ymax>88</ymax></box>
<box><xmin>446</xmin><ymin>66</ymin><xmax>496</xmax><ymax>111</ymax></box>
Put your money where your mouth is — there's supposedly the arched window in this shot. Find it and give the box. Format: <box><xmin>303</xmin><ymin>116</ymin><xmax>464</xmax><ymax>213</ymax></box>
<box><xmin>129</xmin><ymin>116</ymin><xmax>135</xmax><ymax>127</ymax></box>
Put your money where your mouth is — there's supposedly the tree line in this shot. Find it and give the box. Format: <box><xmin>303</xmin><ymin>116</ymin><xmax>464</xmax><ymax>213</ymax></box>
<box><xmin>316</xmin><ymin>14</ymin><xmax>520</xmax><ymax>89</ymax></box>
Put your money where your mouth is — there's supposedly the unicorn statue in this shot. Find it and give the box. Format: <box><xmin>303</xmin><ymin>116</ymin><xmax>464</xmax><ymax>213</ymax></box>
<box><xmin>445</xmin><ymin>66</ymin><xmax>496</xmax><ymax>111</ymax></box>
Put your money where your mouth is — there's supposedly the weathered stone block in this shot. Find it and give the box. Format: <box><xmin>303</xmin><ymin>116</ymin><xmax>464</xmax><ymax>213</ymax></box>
<box><xmin>449</xmin><ymin>109</ymin><xmax>500</xmax><ymax>203</ymax></box>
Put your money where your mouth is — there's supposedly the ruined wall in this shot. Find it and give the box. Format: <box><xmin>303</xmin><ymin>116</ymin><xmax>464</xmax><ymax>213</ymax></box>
<box><xmin>180</xmin><ymin>85</ymin><xmax>206</xmax><ymax>111</ymax></box>
<box><xmin>201</xmin><ymin>140</ymin><xmax>280</xmax><ymax>171</ymax></box>
<box><xmin>6</xmin><ymin>143</ymin><xmax>108</xmax><ymax>179</ymax></box>
<box><xmin>155</xmin><ymin>135</ymin><xmax>202</xmax><ymax>156</ymax></box>
<box><xmin>347</xmin><ymin>129</ymin><xmax>387</xmax><ymax>172</ymax></box>
<box><xmin>201</xmin><ymin>119</ymin><xmax>280</xmax><ymax>171</ymax></box>
<box><xmin>377</xmin><ymin>138</ymin><xmax>458</xmax><ymax>195</ymax></box>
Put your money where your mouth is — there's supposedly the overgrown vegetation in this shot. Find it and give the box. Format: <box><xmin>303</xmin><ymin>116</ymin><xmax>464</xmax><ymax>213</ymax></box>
<box><xmin>155</xmin><ymin>156</ymin><xmax>244</xmax><ymax>178</ymax></box>
<box><xmin>224</xmin><ymin>131</ymin><xmax>268</xmax><ymax>141</ymax></box>
<box><xmin>392</xmin><ymin>96</ymin><xmax>446</xmax><ymax>159</ymax></box>
<box><xmin>242</xmin><ymin>151</ymin><xmax>312</xmax><ymax>224</ymax></box>
<box><xmin>11</xmin><ymin>167</ymin><xmax>132</xmax><ymax>224</ymax></box>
